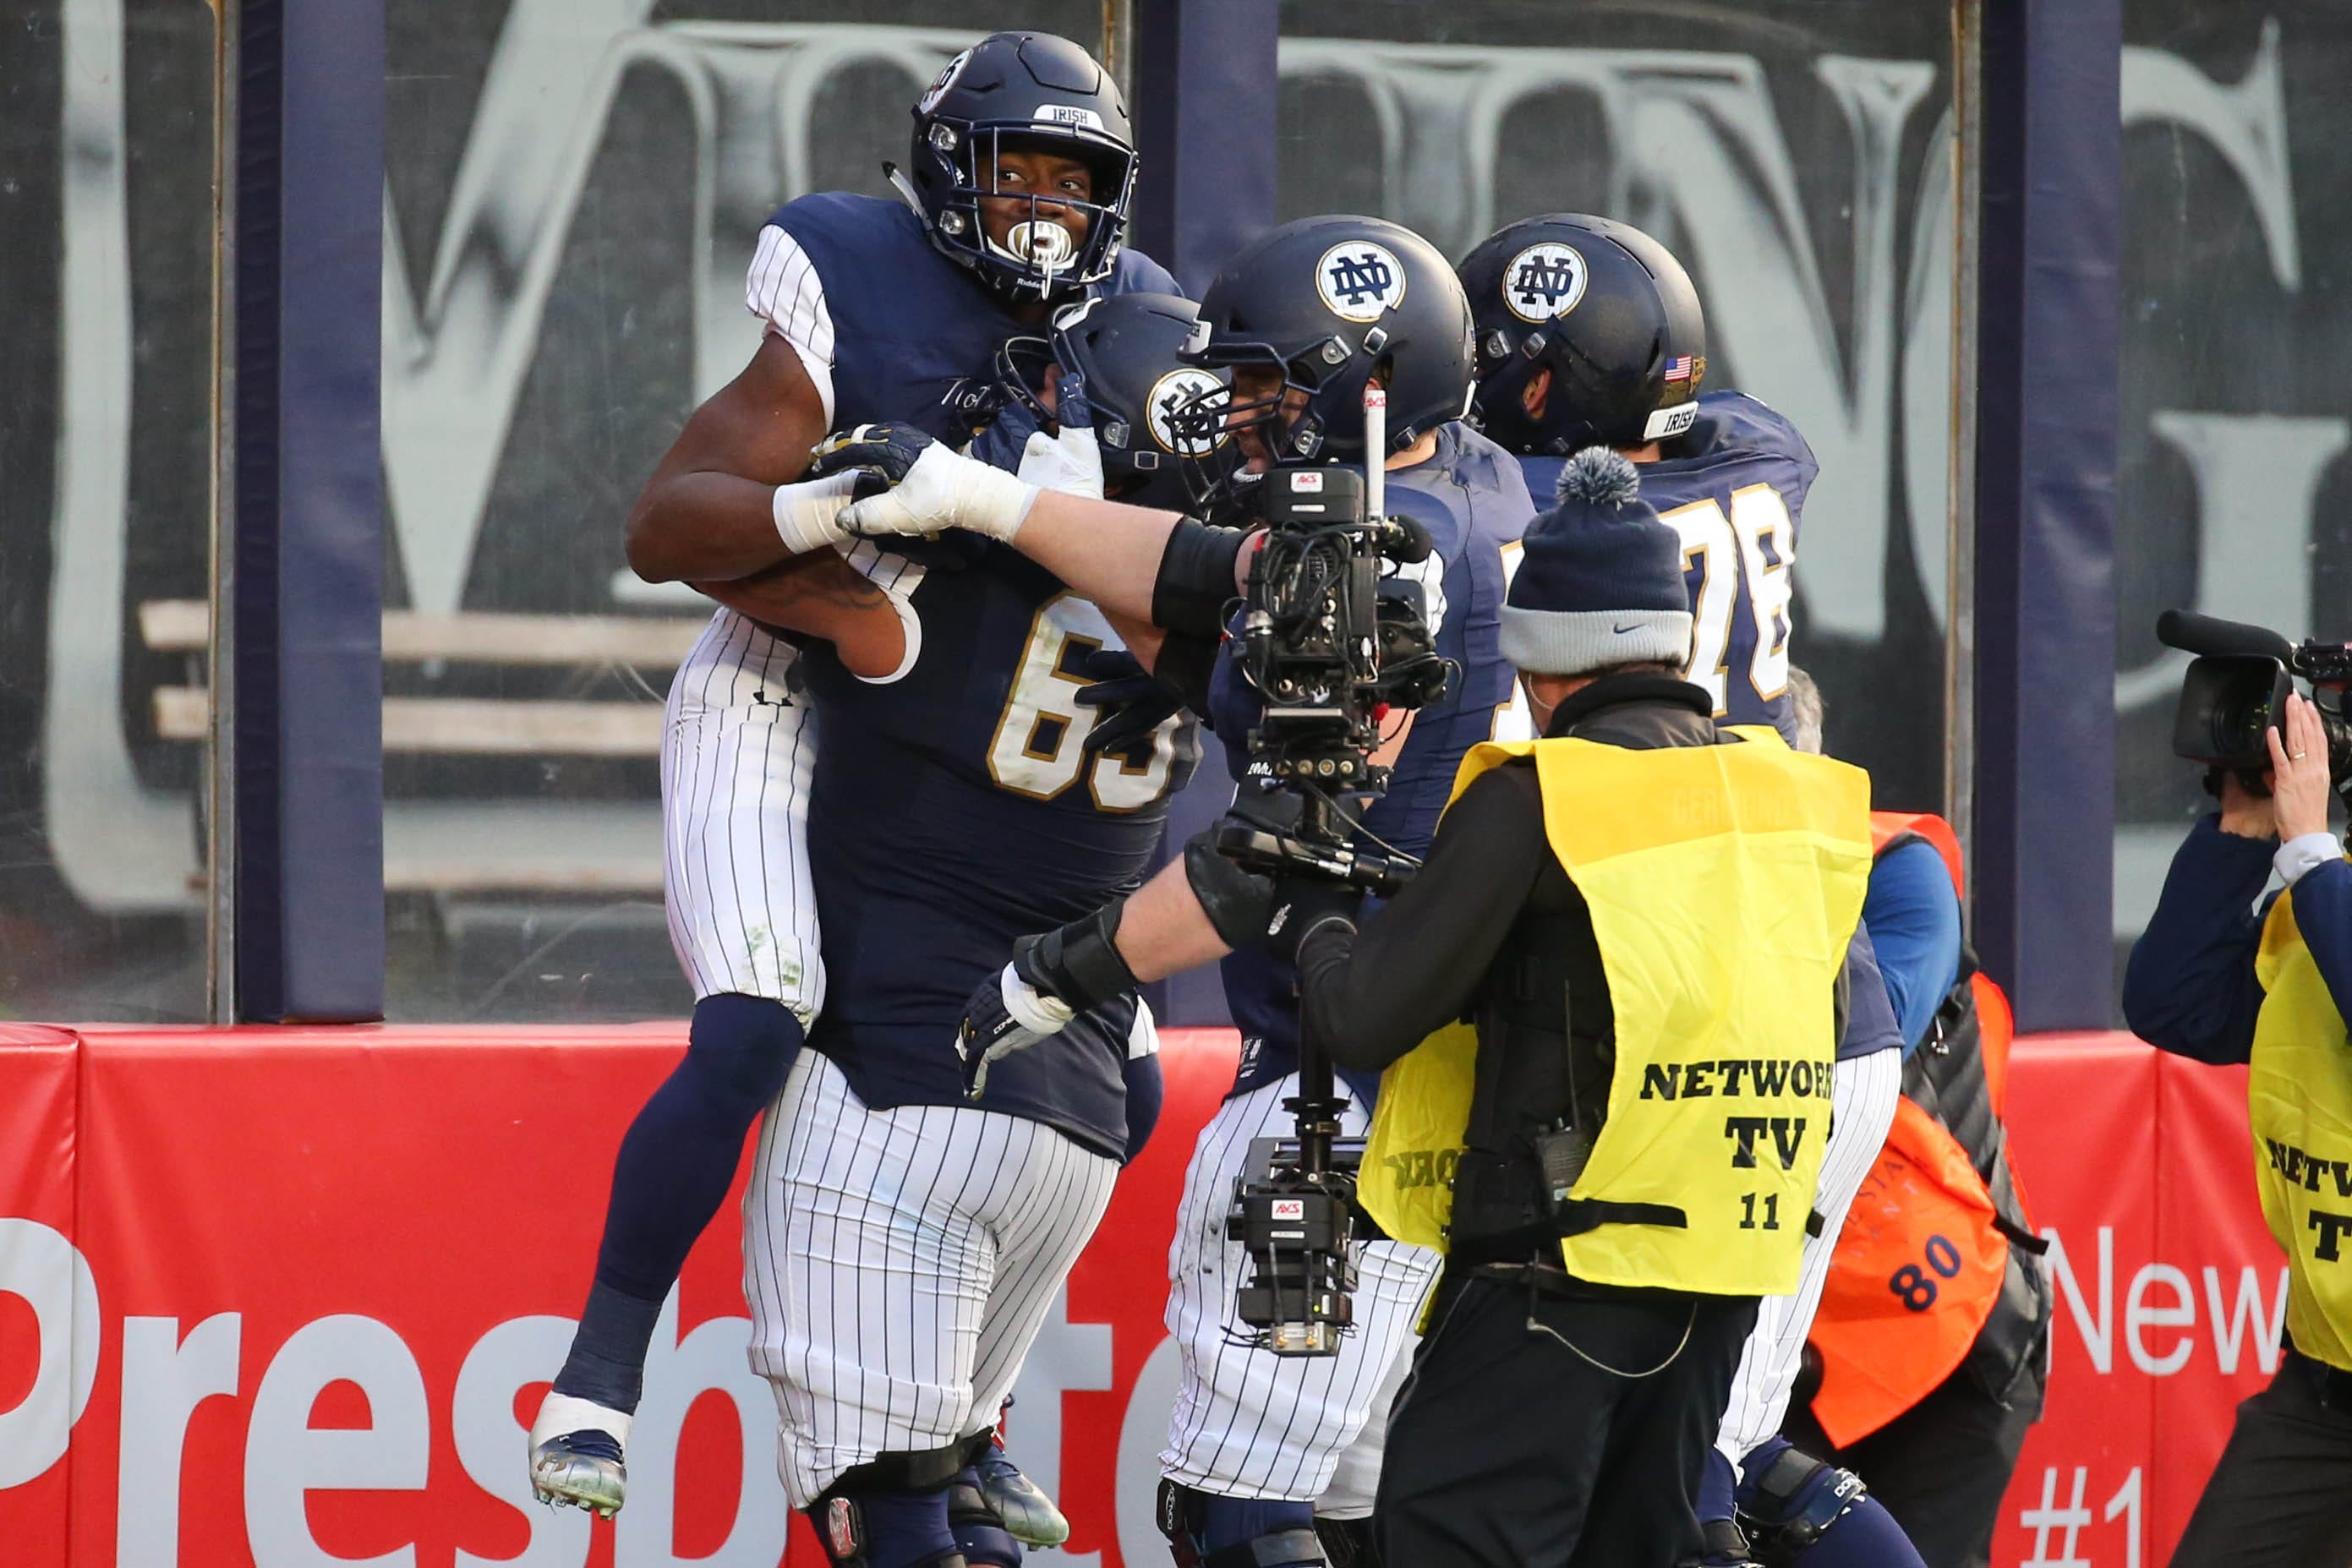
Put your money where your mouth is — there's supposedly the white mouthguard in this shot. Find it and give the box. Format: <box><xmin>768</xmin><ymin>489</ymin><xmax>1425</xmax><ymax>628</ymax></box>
<box><xmin>993</xmin><ymin>219</ymin><xmax>1076</xmax><ymax>275</ymax></box>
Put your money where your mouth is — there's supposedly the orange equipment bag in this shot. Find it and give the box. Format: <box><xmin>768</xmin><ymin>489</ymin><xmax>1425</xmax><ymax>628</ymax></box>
<box><xmin>1808</xmin><ymin>1096</ymin><xmax>2010</xmax><ymax>1447</ymax></box>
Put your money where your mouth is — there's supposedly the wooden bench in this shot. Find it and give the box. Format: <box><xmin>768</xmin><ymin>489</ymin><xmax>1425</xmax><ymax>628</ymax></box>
<box><xmin>140</xmin><ymin>601</ymin><xmax>703</xmax><ymax>756</ymax></box>
<box><xmin>141</xmin><ymin>599</ymin><xmax>708</xmax><ymax>893</ymax></box>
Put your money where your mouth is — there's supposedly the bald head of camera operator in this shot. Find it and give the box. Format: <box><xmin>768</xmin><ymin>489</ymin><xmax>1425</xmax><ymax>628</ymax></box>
<box><xmin>1193</xmin><ymin>450</ymin><xmax>1879</xmax><ymax>1566</ymax></box>
<box><xmin>2123</xmin><ymin>683</ymin><xmax>2352</xmax><ymax>1564</ymax></box>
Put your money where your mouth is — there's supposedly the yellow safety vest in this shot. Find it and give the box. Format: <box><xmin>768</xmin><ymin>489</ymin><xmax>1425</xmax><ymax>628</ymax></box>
<box><xmin>1359</xmin><ymin>729</ymin><xmax>1873</xmax><ymax>1297</ymax></box>
<box><xmin>2251</xmin><ymin>887</ymin><xmax>2352</xmax><ymax>1373</ymax></box>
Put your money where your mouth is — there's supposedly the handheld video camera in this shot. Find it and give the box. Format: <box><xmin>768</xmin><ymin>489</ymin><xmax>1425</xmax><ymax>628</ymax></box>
<box><xmin>1217</xmin><ymin>390</ymin><xmax>1455</xmax><ymax>1357</ymax></box>
<box><xmin>2157</xmin><ymin>609</ymin><xmax>2352</xmax><ymax>799</ymax></box>
<box><xmin>1217</xmin><ymin>391</ymin><xmax>1457</xmax><ymax>896</ymax></box>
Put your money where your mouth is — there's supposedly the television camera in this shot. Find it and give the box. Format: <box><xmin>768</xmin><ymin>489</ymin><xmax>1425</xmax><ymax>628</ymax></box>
<box><xmin>2158</xmin><ymin>609</ymin><xmax>2352</xmax><ymax>800</ymax></box>
<box><xmin>1215</xmin><ymin>389</ymin><xmax>1456</xmax><ymax>1356</ymax></box>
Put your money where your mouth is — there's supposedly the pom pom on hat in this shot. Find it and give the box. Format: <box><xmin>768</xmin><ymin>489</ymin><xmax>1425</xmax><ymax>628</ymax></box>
<box><xmin>1554</xmin><ymin>446</ymin><xmax>1643</xmax><ymax>509</ymax></box>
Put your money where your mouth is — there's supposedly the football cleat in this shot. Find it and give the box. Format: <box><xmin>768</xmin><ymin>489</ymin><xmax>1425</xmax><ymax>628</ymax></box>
<box><xmin>528</xmin><ymin>1390</ymin><xmax>632</xmax><ymax>1518</ymax></box>
<box><xmin>976</xmin><ymin>1440</ymin><xmax>1071</xmax><ymax>1547</ymax></box>
<box><xmin>530</xmin><ymin>1429</ymin><xmax>626</xmax><ymax>1518</ymax></box>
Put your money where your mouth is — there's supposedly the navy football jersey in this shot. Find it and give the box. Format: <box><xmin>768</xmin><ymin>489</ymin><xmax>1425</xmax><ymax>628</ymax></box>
<box><xmin>1517</xmin><ymin>391</ymin><xmax>1818</xmax><ymax>740</ymax></box>
<box><xmin>1215</xmin><ymin>423</ymin><xmax>1535</xmax><ymax>1101</ymax></box>
<box><xmin>752</xmin><ymin>191</ymin><xmax>1179</xmax><ymax>440</ymax></box>
<box><xmin>799</xmin><ymin>541</ymin><xmax>1201</xmax><ymax>1161</ymax></box>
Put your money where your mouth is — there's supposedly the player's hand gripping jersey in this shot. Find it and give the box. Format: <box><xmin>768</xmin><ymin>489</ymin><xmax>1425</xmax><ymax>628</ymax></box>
<box><xmin>1219</xmin><ymin>423</ymin><xmax>1534</xmax><ymax>1101</ymax></box>
<box><xmin>1516</xmin><ymin>390</ymin><xmax>1818</xmax><ymax>740</ymax></box>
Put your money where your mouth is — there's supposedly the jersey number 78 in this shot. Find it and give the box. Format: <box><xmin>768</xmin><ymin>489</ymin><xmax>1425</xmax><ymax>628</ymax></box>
<box><xmin>1490</xmin><ymin>480</ymin><xmax>1797</xmax><ymax>736</ymax></box>
<box><xmin>1661</xmin><ymin>483</ymin><xmax>1795</xmax><ymax>718</ymax></box>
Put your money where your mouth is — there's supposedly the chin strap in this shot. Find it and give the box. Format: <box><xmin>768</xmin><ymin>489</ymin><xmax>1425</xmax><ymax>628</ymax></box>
<box><xmin>884</xmin><ymin>162</ymin><xmax>927</xmax><ymax>216</ymax></box>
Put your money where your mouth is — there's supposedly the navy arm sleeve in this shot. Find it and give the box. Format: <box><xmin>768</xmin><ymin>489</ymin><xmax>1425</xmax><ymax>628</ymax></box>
<box><xmin>2288</xmin><ymin>856</ymin><xmax>2352</xmax><ymax>1028</ymax></box>
<box><xmin>2120</xmin><ymin>816</ymin><xmax>2274</xmax><ymax>1065</ymax></box>
<box><xmin>1122</xmin><ymin>1051</ymin><xmax>1164</xmax><ymax>1163</ymax></box>
<box><xmin>1862</xmin><ymin>840</ymin><xmax>1965</xmax><ymax>1052</ymax></box>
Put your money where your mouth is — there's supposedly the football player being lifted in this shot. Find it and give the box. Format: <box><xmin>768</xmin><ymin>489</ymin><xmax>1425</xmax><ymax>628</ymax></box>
<box><xmin>533</xmin><ymin>29</ymin><xmax>1174</xmax><ymax>1528</ymax></box>
<box><xmin>814</xmin><ymin>213</ymin><xmax>1534</xmax><ymax>1568</ymax></box>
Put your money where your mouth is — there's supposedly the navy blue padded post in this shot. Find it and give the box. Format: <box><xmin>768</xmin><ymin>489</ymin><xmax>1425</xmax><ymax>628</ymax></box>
<box><xmin>232</xmin><ymin>0</ymin><xmax>386</xmax><ymax>1021</ymax></box>
<box><xmin>1127</xmin><ymin>0</ymin><xmax>1277</xmax><ymax>1026</ymax></box>
<box><xmin>1972</xmin><ymin>0</ymin><xmax>2121</xmax><ymax>1030</ymax></box>
<box><xmin>1129</xmin><ymin>0</ymin><xmax>1279</xmax><ymax>300</ymax></box>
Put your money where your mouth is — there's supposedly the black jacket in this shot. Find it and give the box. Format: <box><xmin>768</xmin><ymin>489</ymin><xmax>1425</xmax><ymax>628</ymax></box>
<box><xmin>1295</xmin><ymin>672</ymin><xmax>1721</xmax><ymax>1074</ymax></box>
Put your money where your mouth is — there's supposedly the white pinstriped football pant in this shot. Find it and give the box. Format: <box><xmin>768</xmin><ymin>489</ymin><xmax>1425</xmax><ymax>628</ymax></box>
<box><xmin>660</xmin><ymin>607</ymin><xmax>826</xmax><ymax>1021</ymax></box>
<box><xmin>1715</xmin><ymin>1045</ymin><xmax>1905</xmax><ymax>1463</ymax></box>
<box><xmin>1160</xmin><ymin>1074</ymin><xmax>1442</xmax><ymax>1514</ymax></box>
<box><xmin>743</xmin><ymin>1051</ymin><xmax>1119</xmax><ymax>1508</ymax></box>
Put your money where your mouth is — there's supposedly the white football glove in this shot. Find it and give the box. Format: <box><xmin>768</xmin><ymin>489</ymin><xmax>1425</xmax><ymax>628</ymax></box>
<box><xmin>1015</xmin><ymin>421</ymin><xmax>1106</xmax><ymax>500</ymax></box>
<box><xmin>840</xmin><ymin>440</ymin><xmax>1042</xmax><ymax>543</ymax></box>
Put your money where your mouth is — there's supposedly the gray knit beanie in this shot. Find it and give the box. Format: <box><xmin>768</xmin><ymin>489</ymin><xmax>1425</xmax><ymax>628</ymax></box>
<box><xmin>1499</xmin><ymin>447</ymin><xmax>1693</xmax><ymax>678</ymax></box>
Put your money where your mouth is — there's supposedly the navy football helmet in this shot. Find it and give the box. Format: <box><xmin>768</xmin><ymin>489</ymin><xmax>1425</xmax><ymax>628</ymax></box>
<box><xmin>1458</xmin><ymin>214</ymin><xmax>1707</xmax><ymax>454</ymax></box>
<box><xmin>905</xmin><ymin>32</ymin><xmax>1139</xmax><ymax>304</ymax></box>
<box><xmin>971</xmin><ymin>295</ymin><xmax>1237</xmax><ymax>512</ymax></box>
<box><xmin>1051</xmin><ymin>293</ymin><xmax>1235</xmax><ymax>511</ymax></box>
<box><xmin>1174</xmin><ymin>214</ymin><xmax>1475</xmax><ymax>490</ymax></box>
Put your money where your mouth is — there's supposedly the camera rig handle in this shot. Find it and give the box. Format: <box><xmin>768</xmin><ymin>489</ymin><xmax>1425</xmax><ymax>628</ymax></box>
<box><xmin>1210</xmin><ymin>809</ymin><xmax>1419</xmax><ymax>899</ymax></box>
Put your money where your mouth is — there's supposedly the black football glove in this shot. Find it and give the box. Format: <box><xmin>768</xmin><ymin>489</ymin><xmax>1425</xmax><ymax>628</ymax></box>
<box><xmin>1181</xmin><ymin>795</ymin><xmax>1365</xmax><ymax>964</ymax></box>
<box><xmin>954</xmin><ymin>903</ymin><xmax>1140</xmax><ymax>1099</ymax></box>
<box><xmin>1259</xmin><ymin>876</ymin><xmax>1364</xmax><ymax>964</ymax></box>
<box><xmin>1075</xmin><ymin>648</ymin><xmax>1183</xmax><ymax>759</ymax></box>
<box><xmin>807</xmin><ymin>422</ymin><xmax>935</xmax><ymax>486</ymax></box>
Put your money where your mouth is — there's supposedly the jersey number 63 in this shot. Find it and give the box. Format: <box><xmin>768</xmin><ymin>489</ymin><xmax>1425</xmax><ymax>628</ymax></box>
<box><xmin>986</xmin><ymin>593</ymin><xmax>1186</xmax><ymax>811</ymax></box>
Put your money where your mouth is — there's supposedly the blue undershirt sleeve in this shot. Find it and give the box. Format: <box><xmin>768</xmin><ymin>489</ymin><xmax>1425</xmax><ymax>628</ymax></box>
<box><xmin>1836</xmin><ymin>922</ymin><xmax>1905</xmax><ymax>1062</ymax></box>
<box><xmin>1861</xmin><ymin>839</ymin><xmax>1965</xmax><ymax>1052</ymax></box>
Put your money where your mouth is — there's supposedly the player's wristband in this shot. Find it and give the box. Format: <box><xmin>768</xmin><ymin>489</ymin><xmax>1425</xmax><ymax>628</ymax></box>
<box><xmin>1017</xmin><ymin>899</ymin><xmax>1139</xmax><ymax>1013</ymax></box>
<box><xmin>771</xmin><ymin>470</ymin><xmax>863</xmax><ymax>555</ymax></box>
<box><xmin>1151</xmin><ymin>519</ymin><xmax>1249</xmax><ymax>637</ymax></box>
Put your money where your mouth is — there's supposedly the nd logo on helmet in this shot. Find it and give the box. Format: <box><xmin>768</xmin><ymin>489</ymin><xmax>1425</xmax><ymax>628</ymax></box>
<box><xmin>1504</xmin><ymin>243</ymin><xmax>1588</xmax><ymax>322</ymax></box>
<box><xmin>1316</xmin><ymin>242</ymin><xmax>1407</xmax><ymax>321</ymax></box>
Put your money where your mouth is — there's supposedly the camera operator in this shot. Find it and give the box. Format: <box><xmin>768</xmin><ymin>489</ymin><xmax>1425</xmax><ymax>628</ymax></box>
<box><xmin>2123</xmin><ymin>691</ymin><xmax>2352</xmax><ymax>1562</ymax></box>
<box><xmin>1199</xmin><ymin>451</ymin><xmax>1875</xmax><ymax>1565</ymax></box>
